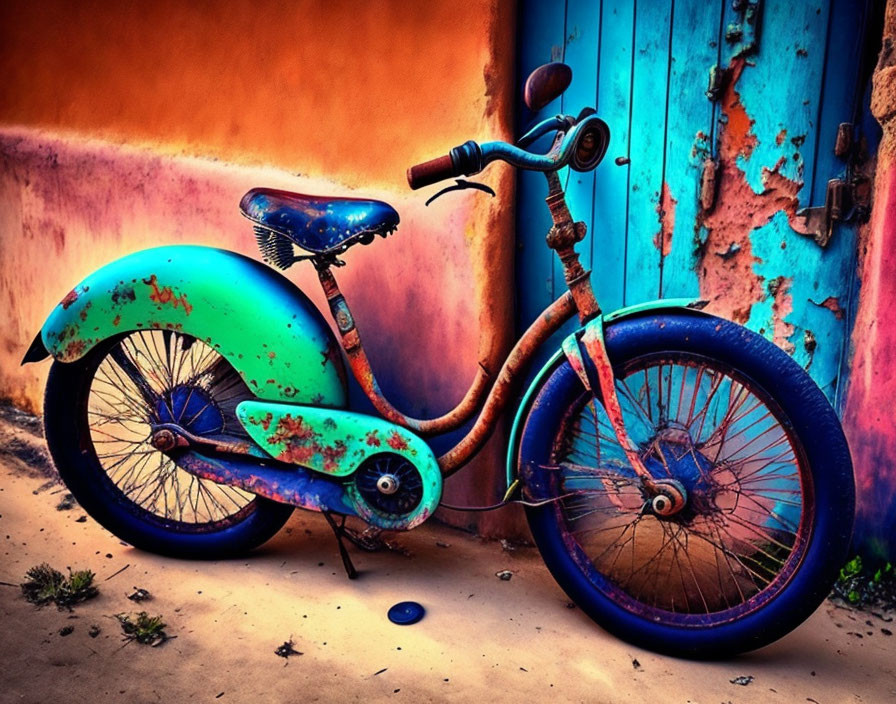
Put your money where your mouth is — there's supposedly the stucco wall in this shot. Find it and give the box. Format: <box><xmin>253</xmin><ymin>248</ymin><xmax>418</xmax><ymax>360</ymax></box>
<box><xmin>843</xmin><ymin>0</ymin><xmax>896</xmax><ymax>561</ymax></box>
<box><xmin>0</xmin><ymin>1</ymin><xmax>522</xmax><ymax>536</ymax></box>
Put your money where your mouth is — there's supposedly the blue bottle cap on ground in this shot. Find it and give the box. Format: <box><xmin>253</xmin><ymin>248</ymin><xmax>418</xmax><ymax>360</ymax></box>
<box><xmin>388</xmin><ymin>601</ymin><xmax>425</xmax><ymax>625</ymax></box>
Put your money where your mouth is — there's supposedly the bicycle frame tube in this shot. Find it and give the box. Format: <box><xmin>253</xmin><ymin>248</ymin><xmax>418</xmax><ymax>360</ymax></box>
<box><xmin>436</xmin><ymin>291</ymin><xmax>576</xmax><ymax>474</ymax></box>
<box><xmin>314</xmin><ymin>167</ymin><xmax>650</xmax><ymax>487</ymax></box>
<box><xmin>316</xmin><ymin>264</ymin><xmax>577</xmax><ymax>476</ymax></box>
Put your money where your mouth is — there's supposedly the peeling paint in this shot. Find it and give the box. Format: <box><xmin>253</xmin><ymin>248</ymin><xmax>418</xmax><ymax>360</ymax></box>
<box><xmin>653</xmin><ymin>182</ymin><xmax>677</xmax><ymax>258</ymax></box>
<box><xmin>60</xmin><ymin>289</ymin><xmax>79</xmax><ymax>309</ymax></box>
<box><xmin>386</xmin><ymin>431</ymin><xmax>410</xmax><ymax>451</ymax></box>
<box><xmin>768</xmin><ymin>276</ymin><xmax>795</xmax><ymax>355</ymax></box>
<box><xmin>696</xmin><ymin>58</ymin><xmax>804</xmax><ymax>324</ymax></box>
<box><xmin>811</xmin><ymin>296</ymin><xmax>845</xmax><ymax>320</ymax></box>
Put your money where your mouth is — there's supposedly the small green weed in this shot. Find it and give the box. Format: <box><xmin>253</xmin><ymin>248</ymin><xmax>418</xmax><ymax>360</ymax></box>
<box><xmin>832</xmin><ymin>555</ymin><xmax>896</xmax><ymax>610</ymax></box>
<box><xmin>20</xmin><ymin>563</ymin><xmax>98</xmax><ymax>608</ymax></box>
<box><xmin>115</xmin><ymin>611</ymin><xmax>170</xmax><ymax>646</ymax></box>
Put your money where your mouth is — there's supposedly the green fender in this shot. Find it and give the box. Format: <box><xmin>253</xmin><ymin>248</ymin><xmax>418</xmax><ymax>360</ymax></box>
<box><xmin>504</xmin><ymin>298</ymin><xmax>709</xmax><ymax>490</ymax></box>
<box><xmin>30</xmin><ymin>245</ymin><xmax>347</xmax><ymax>407</ymax></box>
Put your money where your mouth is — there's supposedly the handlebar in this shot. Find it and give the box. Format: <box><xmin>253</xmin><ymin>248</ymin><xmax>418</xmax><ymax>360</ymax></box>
<box><xmin>407</xmin><ymin>114</ymin><xmax>609</xmax><ymax>190</ymax></box>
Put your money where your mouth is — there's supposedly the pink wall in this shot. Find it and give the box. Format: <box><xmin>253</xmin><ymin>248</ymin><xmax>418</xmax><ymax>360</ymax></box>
<box><xmin>842</xmin><ymin>5</ymin><xmax>896</xmax><ymax>559</ymax></box>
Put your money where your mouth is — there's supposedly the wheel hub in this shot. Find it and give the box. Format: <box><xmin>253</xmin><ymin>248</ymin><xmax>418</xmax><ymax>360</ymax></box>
<box><xmin>649</xmin><ymin>479</ymin><xmax>688</xmax><ymax>517</ymax></box>
<box><xmin>641</xmin><ymin>429</ymin><xmax>718</xmax><ymax>518</ymax></box>
<box><xmin>155</xmin><ymin>384</ymin><xmax>224</xmax><ymax>435</ymax></box>
<box><xmin>376</xmin><ymin>473</ymin><xmax>400</xmax><ymax>495</ymax></box>
<box><xmin>355</xmin><ymin>454</ymin><xmax>423</xmax><ymax>516</ymax></box>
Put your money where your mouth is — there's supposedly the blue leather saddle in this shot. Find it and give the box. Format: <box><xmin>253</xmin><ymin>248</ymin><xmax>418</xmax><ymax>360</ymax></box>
<box><xmin>240</xmin><ymin>188</ymin><xmax>400</xmax><ymax>256</ymax></box>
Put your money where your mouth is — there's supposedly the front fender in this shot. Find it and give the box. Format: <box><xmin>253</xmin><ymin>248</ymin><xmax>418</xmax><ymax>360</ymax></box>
<box><xmin>505</xmin><ymin>298</ymin><xmax>709</xmax><ymax>490</ymax></box>
<box><xmin>32</xmin><ymin>245</ymin><xmax>347</xmax><ymax>407</ymax></box>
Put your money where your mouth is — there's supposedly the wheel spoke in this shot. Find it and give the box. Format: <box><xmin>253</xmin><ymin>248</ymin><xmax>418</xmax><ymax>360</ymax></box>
<box><xmin>88</xmin><ymin>331</ymin><xmax>256</xmax><ymax>527</ymax></box>
<box><xmin>550</xmin><ymin>352</ymin><xmax>808</xmax><ymax>621</ymax></box>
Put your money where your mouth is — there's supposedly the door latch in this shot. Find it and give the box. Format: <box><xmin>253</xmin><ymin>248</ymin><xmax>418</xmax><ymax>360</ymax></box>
<box><xmin>726</xmin><ymin>0</ymin><xmax>763</xmax><ymax>58</ymax></box>
<box><xmin>794</xmin><ymin>122</ymin><xmax>871</xmax><ymax>248</ymax></box>
<box><xmin>795</xmin><ymin>176</ymin><xmax>870</xmax><ymax>248</ymax></box>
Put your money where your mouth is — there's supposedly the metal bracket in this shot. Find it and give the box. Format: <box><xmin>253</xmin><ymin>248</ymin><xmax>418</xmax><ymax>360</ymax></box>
<box><xmin>700</xmin><ymin>157</ymin><xmax>719</xmax><ymax>213</ymax></box>
<box><xmin>726</xmin><ymin>0</ymin><xmax>763</xmax><ymax>58</ymax></box>
<box><xmin>795</xmin><ymin>176</ymin><xmax>871</xmax><ymax>248</ymax></box>
<box><xmin>706</xmin><ymin>64</ymin><xmax>725</xmax><ymax>102</ymax></box>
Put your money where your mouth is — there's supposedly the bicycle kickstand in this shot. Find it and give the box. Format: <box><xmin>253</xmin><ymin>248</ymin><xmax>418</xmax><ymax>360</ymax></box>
<box><xmin>321</xmin><ymin>511</ymin><xmax>359</xmax><ymax>580</ymax></box>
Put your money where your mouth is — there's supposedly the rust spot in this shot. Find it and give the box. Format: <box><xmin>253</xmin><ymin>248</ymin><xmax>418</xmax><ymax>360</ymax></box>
<box><xmin>365</xmin><ymin>430</ymin><xmax>381</xmax><ymax>447</ymax></box>
<box><xmin>111</xmin><ymin>283</ymin><xmax>136</xmax><ymax>305</ymax></box>
<box><xmin>60</xmin><ymin>289</ymin><xmax>79</xmax><ymax>309</ymax></box>
<box><xmin>278</xmin><ymin>444</ymin><xmax>315</xmax><ymax>464</ymax></box>
<box><xmin>386</xmin><ymin>431</ymin><xmax>409</xmax><ymax>451</ymax></box>
<box><xmin>269</xmin><ymin>414</ymin><xmax>316</xmax><ymax>444</ymax></box>
<box><xmin>321</xmin><ymin>441</ymin><xmax>347</xmax><ymax>472</ymax></box>
<box><xmin>143</xmin><ymin>274</ymin><xmax>193</xmax><ymax>315</ymax></box>
<box><xmin>812</xmin><ymin>295</ymin><xmax>845</xmax><ymax>320</ymax></box>
<box><xmin>78</xmin><ymin>301</ymin><xmax>92</xmax><ymax>321</ymax></box>
<box><xmin>62</xmin><ymin>339</ymin><xmax>86</xmax><ymax>360</ymax></box>
<box><xmin>321</xmin><ymin>337</ymin><xmax>341</xmax><ymax>369</ymax></box>
<box><xmin>652</xmin><ymin>182</ymin><xmax>677</xmax><ymax>257</ymax></box>
<box><xmin>112</xmin><ymin>314</ymin><xmax>121</xmax><ymax>326</ymax></box>
<box><xmin>775</xmin><ymin>128</ymin><xmax>788</xmax><ymax>146</ymax></box>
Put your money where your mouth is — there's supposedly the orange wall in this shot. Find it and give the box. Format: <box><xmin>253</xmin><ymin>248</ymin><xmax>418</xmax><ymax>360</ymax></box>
<box><xmin>0</xmin><ymin>1</ymin><xmax>523</xmax><ymax>537</ymax></box>
<box><xmin>0</xmin><ymin>0</ymin><xmax>511</xmax><ymax>190</ymax></box>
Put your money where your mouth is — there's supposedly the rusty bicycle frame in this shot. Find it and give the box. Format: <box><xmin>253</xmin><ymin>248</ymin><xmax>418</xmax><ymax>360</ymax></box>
<box><xmin>316</xmin><ymin>167</ymin><xmax>662</xmax><ymax>499</ymax></box>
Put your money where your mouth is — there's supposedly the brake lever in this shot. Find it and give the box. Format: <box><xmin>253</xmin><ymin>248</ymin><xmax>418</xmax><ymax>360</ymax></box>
<box><xmin>425</xmin><ymin>179</ymin><xmax>496</xmax><ymax>206</ymax></box>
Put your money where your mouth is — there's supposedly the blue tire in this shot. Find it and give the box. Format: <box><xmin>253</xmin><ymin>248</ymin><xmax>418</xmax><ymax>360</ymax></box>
<box><xmin>519</xmin><ymin>313</ymin><xmax>854</xmax><ymax>658</ymax></box>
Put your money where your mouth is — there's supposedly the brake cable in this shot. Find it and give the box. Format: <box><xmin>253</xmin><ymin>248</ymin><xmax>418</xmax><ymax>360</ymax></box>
<box><xmin>425</xmin><ymin>178</ymin><xmax>496</xmax><ymax>206</ymax></box>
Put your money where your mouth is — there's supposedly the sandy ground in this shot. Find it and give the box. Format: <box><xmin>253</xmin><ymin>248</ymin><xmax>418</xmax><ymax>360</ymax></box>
<box><xmin>1</xmin><ymin>409</ymin><xmax>894</xmax><ymax>704</ymax></box>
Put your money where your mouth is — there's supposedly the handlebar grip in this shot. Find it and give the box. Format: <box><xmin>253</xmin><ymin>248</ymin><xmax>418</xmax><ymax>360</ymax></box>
<box><xmin>407</xmin><ymin>154</ymin><xmax>457</xmax><ymax>190</ymax></box>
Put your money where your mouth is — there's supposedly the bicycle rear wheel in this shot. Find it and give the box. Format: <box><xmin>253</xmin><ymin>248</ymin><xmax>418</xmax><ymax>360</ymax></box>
<box><xmin>518</xmin><ymin>313</ymin><xmax>853</xmax><ymax>657</ymax></box>
<box><xmin>44</xmin><ymin>330</ymin><xmax>294</xmax><ymax>558</ymax></box>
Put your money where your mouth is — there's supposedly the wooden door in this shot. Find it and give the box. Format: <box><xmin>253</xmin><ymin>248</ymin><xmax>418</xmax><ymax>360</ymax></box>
<box><xmin>516</xmin><ymin>0</ymin><xmax>877</xmax><ymax>407</ymax></box>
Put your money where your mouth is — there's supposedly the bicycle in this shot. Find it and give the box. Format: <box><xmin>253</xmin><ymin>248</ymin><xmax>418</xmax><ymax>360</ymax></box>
<box><xmin>22</xmin><ymin>62</ymin><xmax>854</xmax><ymax>658</ymax></box>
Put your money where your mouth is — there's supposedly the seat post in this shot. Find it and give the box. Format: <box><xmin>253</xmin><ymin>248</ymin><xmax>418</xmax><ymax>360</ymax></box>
<box><xmin>317</xmin><ymin>265</ymin><xmax>361</xmax><ymax>352</ymax></box>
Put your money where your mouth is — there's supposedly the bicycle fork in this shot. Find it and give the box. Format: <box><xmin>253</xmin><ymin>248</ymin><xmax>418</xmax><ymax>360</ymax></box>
<box><xmin>544</xmin><ymin>172</ymin><xmax>687</xmax><ymax>515</ymax></box>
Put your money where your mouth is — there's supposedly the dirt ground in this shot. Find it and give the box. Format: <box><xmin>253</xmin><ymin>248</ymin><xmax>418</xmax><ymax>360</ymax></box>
<box><xmin>1</xmin><ymin>408</ymin><xmax>894</xmax><ymax>704</ymax></box>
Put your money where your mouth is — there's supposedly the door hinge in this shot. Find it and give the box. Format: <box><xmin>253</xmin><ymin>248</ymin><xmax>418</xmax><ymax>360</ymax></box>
<box><xmin>794</xmin><ymin>122</ymin><xmax>871</xmax><ymax>247</ymax></box>
<box><xmin>795</xmin><ymin>176</ymin><xmax>871</xmax><ymax>248</ymax></box>
<box><xmin>726</xmin><ymin>0</ymin><xmax>763</xmax><ymax>58</ymax></box>
<box><xmin>699</xmin><ymin>157</ymin><xmax>719</xmax><ymax>213</ymax></box>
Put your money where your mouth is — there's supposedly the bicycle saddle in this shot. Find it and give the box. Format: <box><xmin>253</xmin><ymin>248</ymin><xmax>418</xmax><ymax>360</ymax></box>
<box><xmin>239</xmin><ymin>188</ymin><xmax>400</xmax><ymax>256</ymax></box>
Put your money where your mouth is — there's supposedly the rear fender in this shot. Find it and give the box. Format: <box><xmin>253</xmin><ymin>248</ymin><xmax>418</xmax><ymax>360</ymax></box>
<box><xmin>505</xmin><ymin>298</ymin><xmax>710</xmax><ymax>490</ymax></box>
<box><xmin>30</xmin><ymin>245</ymin><xmax>347</xmax><ymax>407</ymax></box>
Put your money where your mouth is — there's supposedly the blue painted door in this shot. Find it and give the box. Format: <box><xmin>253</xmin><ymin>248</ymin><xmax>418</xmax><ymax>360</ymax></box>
<box><xmin>516</xmin><ymin>0</ymin><xmax>876</xmax><ymax>408</ymax></box>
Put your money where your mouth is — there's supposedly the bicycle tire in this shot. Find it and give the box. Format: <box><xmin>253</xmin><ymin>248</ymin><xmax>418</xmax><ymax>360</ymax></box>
<box><xmin>518</xmin><ymin>312</ymin><xmax>854</xmax><ymax>657</ymax></box>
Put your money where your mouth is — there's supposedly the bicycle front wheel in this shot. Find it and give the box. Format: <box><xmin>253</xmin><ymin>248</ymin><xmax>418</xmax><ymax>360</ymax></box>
<box><xmin>518</xmin><ymin>313</ymin><xmax>854</xmax><ymax>657</ymax></box>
